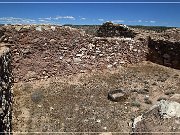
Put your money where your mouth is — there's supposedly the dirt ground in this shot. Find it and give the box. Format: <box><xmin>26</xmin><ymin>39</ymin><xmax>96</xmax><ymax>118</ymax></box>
<box><xmin>12</xmin><ymin>61</ymin><xmax>180</xmax><ymax>134</ymax></box>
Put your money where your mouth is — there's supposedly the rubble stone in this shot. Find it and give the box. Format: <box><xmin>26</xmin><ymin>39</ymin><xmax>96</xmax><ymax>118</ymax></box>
<box><xmin>108</xmin><ymin>89</ymin><xmax>129</xmax><ymax>102</ymax></box>
<box><xmin>97</xmin><ymin>22</ymin><xmax>136</xmax><ymax>38</ymax></box>
<box><xmin>0</xmin><ymin>24</ymin><xmax>150</xmax><ymax>82</ymax></box>
<box><xmin>35</xmin><ymin>26</ymin><xmax>42</xmax><ymax>31</ymax></box>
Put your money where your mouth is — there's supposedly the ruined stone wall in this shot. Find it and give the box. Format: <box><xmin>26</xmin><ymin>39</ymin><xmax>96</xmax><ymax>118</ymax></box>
<box><xmin>0</xmin><ymin>24</ymin><xmax>179</xmax><ymax>83</ymax></box>
<box><xmin>0</xmin><ymin>25</ymin><xmax>149</xmax><ymax>82</ymax></box>
<box><xmin>148</xmin><ymin>38</ymin><xmax>180</xmax><ymax>69</ymax></box>
<box><xmin>0</xmin><ymin>46</ymin><xmax>12</xmax><ymax>134</ymax></box>
<box><xmin>97</xmin><ymin>22</ymin><xmax>136</xmax><ymax>38</ymax></box>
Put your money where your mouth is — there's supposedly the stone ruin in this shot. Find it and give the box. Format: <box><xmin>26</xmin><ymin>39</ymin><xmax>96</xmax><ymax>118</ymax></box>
<box><xmin>0</xmin><ymin>22</ymin><xmax>179</xmax><ymax>134</ymax></box>
<box><xmin>97</xmin><ymin>22</ymin><xmax>136</xmax><ymax>38</ymax></box>
<box><xmin>0</xmin><ymin>46</ymin><xmax>12</xmax><ymax>134</ymax></box>
<box><xmin>148</xmin><ymin>37</ymin><xmax>180</xmax><ymax>69</ymax></box>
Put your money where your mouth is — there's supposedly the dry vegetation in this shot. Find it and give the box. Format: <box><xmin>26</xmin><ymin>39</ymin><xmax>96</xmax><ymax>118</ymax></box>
<box><xmin>13</xmin><ymin>62</ymin><xmax>180</xmax><ymax>133</ymax></box>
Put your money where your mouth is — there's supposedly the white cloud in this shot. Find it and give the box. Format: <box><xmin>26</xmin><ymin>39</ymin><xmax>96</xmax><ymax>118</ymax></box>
<box><xmin>112</xmin><ymin>20</ymin><xmax>125</xmax><ymax>23</ymax></box>
<box><xmin>0</xmin><ymin>16</ymin><xmax>78</xmax><ymax>25</ymax></box>
<box><xmin>38</xmin><ymin>17</ymin><xmax>52</xmax><ymax>20</ymax></box>
<box><xmin>128</xmin><ymin>20</ymin><xmax>156</xmax><ymax>24</ymax></box>
<box><xmin>98</xmin><ymin>19</ymin><xmax>104</xmax><ymax>21</ymax></box>
<box><xmin>150</xmin><ymin>20</ymin><xmax>156</xmax><ymax>23</ymax></box>
<box><xmin>0</xmin><ymin>17</ymin><xmax>36</xmax><ymax>24</ymax></box>
<box><xmin>144</xmin><ymin>20</ymin><xmax>156</xmax><ymax>23</ymax></box>
<box><xmin>54</xmin><ymin>16</ymin><xmax>75</xmax><ymax>20</ymax></box>
<box><xmin>38</xmin><ymin>19</ymin><xmax>49</xmax><ymax>22</ymax></box>
<box><xmin>81</xmin><ymin>18</ymin><xmax>86</xmax><ymax>20</ymax></box>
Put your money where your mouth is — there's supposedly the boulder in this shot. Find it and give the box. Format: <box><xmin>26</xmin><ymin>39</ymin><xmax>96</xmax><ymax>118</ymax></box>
<box><xmin>108</xmin><ymin>89</ymin><xmax>129</xmax><ymax>102</ymax></box>
<box><xmin>132</xmin><ymin>100</ymin><xmax>180</xmax><ymax>134</ymax></box>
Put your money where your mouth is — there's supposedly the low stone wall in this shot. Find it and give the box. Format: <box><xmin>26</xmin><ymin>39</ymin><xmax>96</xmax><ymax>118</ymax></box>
<box><xmin>0</xmin><ymin>25</ymin><xmax>149</xmax><ymax>82</ymax></box>
<box><xmin>0</xmin><ymin>46</ymin><xmax>12</xmax><ymax>134</ymax></box>
<box><xmin>148</xmin><ymin>38</ymin><xmax>180</xmax><ymax>69</ymax></box>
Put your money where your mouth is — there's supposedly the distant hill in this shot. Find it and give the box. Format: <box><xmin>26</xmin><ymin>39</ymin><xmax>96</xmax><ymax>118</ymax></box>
<box><xmin>63</xmin><ymin>24</ymin><xmax>177</xmax><ymax>35</ymax></box>
<box><xmin>129</xmin><ymin>25</ymin><xmax>176</xmax><ymax>32</ymax></box>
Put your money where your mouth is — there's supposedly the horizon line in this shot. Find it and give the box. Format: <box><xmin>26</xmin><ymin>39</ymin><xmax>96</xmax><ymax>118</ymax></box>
<box><xmin>0</xmin><ymin>23</ymin><xmax>179</xmax><ymax>27</ymax></box>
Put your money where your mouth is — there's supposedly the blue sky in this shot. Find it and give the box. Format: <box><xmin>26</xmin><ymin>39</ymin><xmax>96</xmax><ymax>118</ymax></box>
<box><xmin>0</xmin><ymin>1</ymin><xmax>180</xmax><ymax>27</ymax></box>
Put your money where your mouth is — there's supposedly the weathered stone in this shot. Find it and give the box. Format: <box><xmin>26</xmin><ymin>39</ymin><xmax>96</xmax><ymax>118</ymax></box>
<box><xmin>170</xmin><ymin>94</ymin><xmax>180</xmax><ymax>103</ymax></box>
<box><xmin>133</xmin><ymin>49</ymin><xmax>138</xmax><ymax>52</ymax></box>
<box><xmin>107</xmin><ymin>64</ymin><xmax>113</xmax><ymax>68</ymax></box>
<box><xmin>15</xmin><ymin>26</ymin><xmax>22</xmax><ymax>31</ymax></box>
<box><xmin>108</xmin><ymin>89</ymin><xmax>129</xmax><ymax>102</ymax></box>
<box><xmin>76</xmin><ymin>54</ymin><xmax>83</xmax><ymax>57</ymax></box>
<box><xmin>159</xmin><ymin>100</ymin><xmax>180</xmax><ymax>118</ymax></box>
<box><xmin>132</xmin><ymin>100</ymin><xmax>180</xmax><ymax>134</ymax></box>
<box><xmin>49</xmin><ymin>39</ymin><xmax>56</xmax><ymax>43</ymax></box>
<box><xmin>51</xmin><ymin>26</ymin><xmax>56</xmax><ymax>31</ymax></box>
<box><xmin>32</xmin><ymin>38</ymin><xmax>40</xmax><ymax>43</ymax></box>
<box><xmin>23</xmin><ymin>25</ymin><xmax>31</xmax><ymax>29</ymax></box>
<box><xmin>73</xmin><ymin>58</ymin><xmax>81</xmax><ymax>63</ymax></box>
<box><xmin>36</xmin><ymin>26</ymin><xmax>42</xmax><ymax>31</ymax></box>
<box><xmin>0</xmin><ymin>35</ymin><xmax>6</xmax><ymax>42</ymax></box>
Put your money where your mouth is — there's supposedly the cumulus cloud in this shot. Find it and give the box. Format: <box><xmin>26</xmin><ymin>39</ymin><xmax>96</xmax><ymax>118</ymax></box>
<box><xmin>98</xmin><ymin>19</ymin><xmax>104</xmax><ymax>21</ymax></box>
<box><xmin>112</xmin><ymin>20</ymin><xmax>125</xmax><ymax>23</ymax></box>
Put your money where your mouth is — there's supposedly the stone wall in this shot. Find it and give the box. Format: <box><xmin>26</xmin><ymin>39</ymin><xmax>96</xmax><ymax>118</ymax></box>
<box><xmin>0</xmin><ymin>25</ymin><xmax>148</xmax><ymax>82</ymax></box>
<box><xmin>97</xmin><ymin>22</ymin><xmax>136</xmax><ymax>38</ymax></box>
<box><xmin>0</xmin><ymin>45</ymin><xmax>12</xmax><ymax>134</ymax></box>
<box><xmin>0</xmin><ymin>24</ymin><xmax>179</xmax><ymax>83</ymax></box>
<box><xmin>148</xmin><ymin>38</ymin><xmax>180</xmax><ymax>69</ymax></box>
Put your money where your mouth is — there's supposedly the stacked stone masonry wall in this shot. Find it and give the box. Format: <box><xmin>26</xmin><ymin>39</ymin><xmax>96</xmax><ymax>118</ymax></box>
<box><xmin>0</xmin><ymin>46</ymin><xmax>12</xmax><ymax>134</ymax></box>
